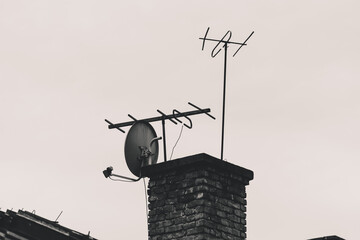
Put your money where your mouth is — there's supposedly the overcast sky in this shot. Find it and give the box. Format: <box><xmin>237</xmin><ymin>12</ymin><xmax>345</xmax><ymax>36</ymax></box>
<box><xmin>1</xmin><ymin>1</ymin><xmax>359</xmax><ymax>239</ymax></box>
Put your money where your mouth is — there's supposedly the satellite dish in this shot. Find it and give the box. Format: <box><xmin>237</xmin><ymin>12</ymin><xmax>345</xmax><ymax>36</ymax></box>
<box><xmin>124</xmin><ymin>121</ymin><xmax>160</xmax><ymax>177</ymax></box>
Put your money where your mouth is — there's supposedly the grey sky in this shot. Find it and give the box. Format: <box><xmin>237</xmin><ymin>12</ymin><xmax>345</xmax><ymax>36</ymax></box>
<box><xmin>1</xmin><ymin>0</ymin><xmax>359</xmax><ymax>239</ymax></box>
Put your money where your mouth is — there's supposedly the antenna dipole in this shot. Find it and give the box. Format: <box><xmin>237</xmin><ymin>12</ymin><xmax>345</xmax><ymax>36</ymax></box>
<box><xmin>200</xmin><ymin>27</ymin><xmax>254</xmax><ymax>161</ymax></box>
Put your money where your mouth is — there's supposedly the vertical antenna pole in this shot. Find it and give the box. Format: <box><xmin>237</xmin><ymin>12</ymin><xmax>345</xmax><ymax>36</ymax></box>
<box><xmin>200</xmin><ymin>28</ymin><xmax>253</xmax><ymax>161</ymax></box>
<box><xmin>161</xmin><ymin>117</ymin><xmax>167</xmax><ymax>162</ymax></box>
<box><xmin>221</xmin><ymin>42</ymin><xmax>228</xmax><ymax>161</ymax></box>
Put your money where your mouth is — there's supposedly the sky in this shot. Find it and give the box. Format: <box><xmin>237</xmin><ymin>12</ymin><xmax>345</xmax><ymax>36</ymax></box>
<box><xmin>0</xmin><ymin>0</ymin><xmax>359</xmax><ymax>239</ymax></box>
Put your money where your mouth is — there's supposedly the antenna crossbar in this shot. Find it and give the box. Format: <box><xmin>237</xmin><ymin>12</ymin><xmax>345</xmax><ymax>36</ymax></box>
<box><xmin>108</xmin><ymin>108</ymin><xmax>211</xmax><ymax>129</ymax></box>
<box><xmin>199</xmin><ymin>37</ymin><xmax>247</xmax><ymax>46</ymax></box>
<box><xmin>106</xmin><ymin>103</ymin><xmax>214</xmax><ymax>162</ymax></box>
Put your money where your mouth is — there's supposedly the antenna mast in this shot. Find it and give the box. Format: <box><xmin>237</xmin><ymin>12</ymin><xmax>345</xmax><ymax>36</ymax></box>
<box><xmin>200</xmin><ymin>27</ymin><xmax>254</xmax><ymax>161</ymax></box>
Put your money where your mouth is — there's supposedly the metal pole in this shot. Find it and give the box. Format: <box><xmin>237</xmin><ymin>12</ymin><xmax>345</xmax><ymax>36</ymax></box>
<box><xmin>161</xmin><ymin>117</ymin><xmax>167</xmax><ymax>162</ymax></box>
<box><xmin>221</xmin><ymin>42</ymin><xmax>228</xmax><ymax>161</ymax></box>
<box><xmin>111</xmin><ymin>173</ymin><xmax>139</xmax><ymax>181</ymax></box>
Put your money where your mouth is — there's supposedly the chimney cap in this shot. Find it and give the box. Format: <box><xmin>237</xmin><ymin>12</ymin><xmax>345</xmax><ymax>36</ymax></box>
<box><xmin>141</xmin><ymin>153</ymin><xmax>254</xmax><ymax>182</ymax></box>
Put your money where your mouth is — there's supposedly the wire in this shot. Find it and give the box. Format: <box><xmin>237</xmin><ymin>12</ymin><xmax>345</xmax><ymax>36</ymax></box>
<box><xmin>143</xmin><ymin>178</ymin><xmax>149</xmax><ymax>227</ymax></box>
<box><xmin>170</xmin><ymin>123</ymin><xmax>184</xmax><ymax>160</ymax></box>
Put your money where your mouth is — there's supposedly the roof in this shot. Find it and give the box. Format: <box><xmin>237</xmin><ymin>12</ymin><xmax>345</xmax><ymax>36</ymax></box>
<box><xmin>0</xmin><ymin>209</ymin><xmax>97</xmax><ymax>240</ymax></box>
<box><xmin>309</xmin><ymin>236</ymin><xmax>345</xmax><ymax>240</ymax></box>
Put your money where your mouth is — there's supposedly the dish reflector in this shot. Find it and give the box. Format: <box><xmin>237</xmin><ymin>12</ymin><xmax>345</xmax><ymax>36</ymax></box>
<box><xmin>124</xmin><ymin>121</ymin><xmax>159</xmax><ymax>177</ymax></box>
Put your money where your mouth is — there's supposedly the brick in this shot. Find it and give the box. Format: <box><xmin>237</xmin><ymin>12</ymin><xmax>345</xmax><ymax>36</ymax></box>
<box><xmin>220</xmin><ymin>231</ymin><xmax>235</xmax><ymax>240</ymax></box>
<box><xmin>203</xmin><ymin>206</ymin><xmax>217</xmax><ymax>215</ymax></box>
<box><xmin>231</xmin><ymin>228</ymin><xmax>241</xmax><ymax>237</ymax></box>
<box><xmin>240</xmin><ymin>204</ymin><xmax>246</xmax><ymax>212</ymax></box>
<box><xmin>216</xmin><ymin>210</ymin><xmax>227</xmax><ymax>218</ymax></box>
<box><xmin>162</xmin><ymin>204</ymin><xmax>174</xmax><ymax>213</ymax></box>
<box><xmin>149</xmin><ymin>227</ymin><xmax>164</xmax><ymax>236</ymax></box>
<box><xmin>187</xmin><ymin>226</ymin><xmax>204</xmax><ymax>235</ymax></box>
<box><xmin>165</xmin><ymin>224</ymin><xmax>183</xmax><ymax>233</ymax></box>
<box><xmin>194</xmin><ymin>177</ymin><xmax>208</xmax><ymax>185</ymax></box>
<box><xmin>187</xmin><ymin>199</ymin><xmax>205</xmax><ymax>208</ymax></box>
<box><xmin>166</xmin><ymin>211</ymin><xmax>183</xmax><ymax>219</ymax></box>
<box><xmin>227</xmin><ymin>214</ymin><xmax>241</xmax><ymax>223</ymax></box>
<box><xmin>180</xmin><ymin>221</ymin><xmax>196</xmax><ymax>230</ymax></box>
<box><xmin>186</xmin><ymin>213</ymin><xmax>205</xmax><ymax>222</ymax></box>
<box><xmin>184</xmin><ymin>206</ymin><xmax>203</xmax><ymax>216</ymax></box>
<box><xmin>148</xmin><ymin>213</ymin><xmax>165</xmax><ymax>222</ymax></box>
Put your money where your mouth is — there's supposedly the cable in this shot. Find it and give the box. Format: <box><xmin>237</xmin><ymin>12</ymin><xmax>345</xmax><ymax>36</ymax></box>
<box><xmin>170</xmin><ymin>123</ymin><xmax>184</xmax><ymax>160</ymax></box>
<box><xmin>143</xmin><ymin>178</ymin><xmax>149</xmax><ymax>225</ymax></box>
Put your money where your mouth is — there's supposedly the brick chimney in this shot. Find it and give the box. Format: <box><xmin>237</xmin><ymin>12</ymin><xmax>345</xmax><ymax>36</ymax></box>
<box><xmin>141</xmin><ymin>153</ymin><xmax>254</xmax><ymax>240</ymax></box>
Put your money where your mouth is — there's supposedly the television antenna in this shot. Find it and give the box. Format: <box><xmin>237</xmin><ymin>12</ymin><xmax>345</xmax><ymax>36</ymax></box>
<box><xmin>200</xmin><ymin>27</ymin><xmax>254</xmax><ymax>161</ymax></box>
<box><xmin>103</xmin><ymin>102</ymin><xmax>215</xmax><ymax>181</ymax></box>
